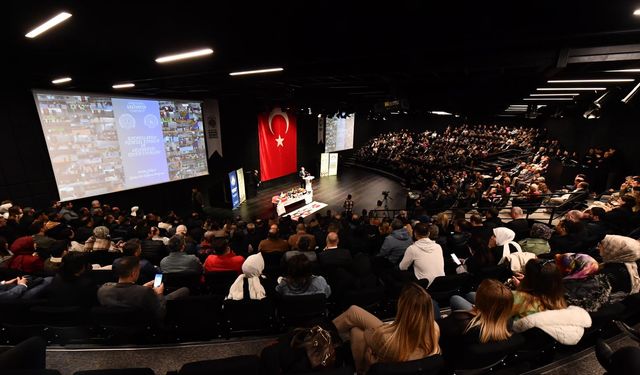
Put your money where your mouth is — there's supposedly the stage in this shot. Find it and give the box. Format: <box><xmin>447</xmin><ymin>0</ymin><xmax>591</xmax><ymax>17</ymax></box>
<box><xmin>235</xmin><ymin>167</ymin><xmax>407</xmax><ymax>220</ymax></box>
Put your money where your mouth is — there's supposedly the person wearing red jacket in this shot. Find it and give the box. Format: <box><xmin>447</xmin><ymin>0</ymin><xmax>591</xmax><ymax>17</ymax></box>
<box><xmin>8</xmin><ymin>236</ymin><xmax>44</xmax><ymax>274</ymax></box>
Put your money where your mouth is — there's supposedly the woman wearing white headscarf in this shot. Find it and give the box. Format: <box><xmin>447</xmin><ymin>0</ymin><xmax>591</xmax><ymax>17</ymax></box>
<box><xmin>490</xmin><ymin>227</ymin><xmax>522</xmax><ymax>264</ymax></box>
<box><xmin>227</xmin><ymin>253</ymin><xmax>267</xmax><ymax>300</ymax></box>
<box><xmin>599</xmin><ymin>235</ymin><xmax>640</xmax><ymax>297</ymax></box>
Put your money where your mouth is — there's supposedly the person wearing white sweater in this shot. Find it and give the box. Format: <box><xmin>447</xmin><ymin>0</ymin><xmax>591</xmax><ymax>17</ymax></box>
<box><xmin>399</xmin><ymin>223</ymin><xmax>445</xmax><ymax>285</ymax></box>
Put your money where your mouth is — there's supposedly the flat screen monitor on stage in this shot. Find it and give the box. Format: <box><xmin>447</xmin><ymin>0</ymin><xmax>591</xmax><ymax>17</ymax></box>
<box><xmin>33</xmin><ymin>90</ymin><xmax>209</xmax><ymax>201</ymax></box>
<box><xmin>325</xmin><ymin>114</ymin><xmax>355</xmax><ymax>153</ymax></box>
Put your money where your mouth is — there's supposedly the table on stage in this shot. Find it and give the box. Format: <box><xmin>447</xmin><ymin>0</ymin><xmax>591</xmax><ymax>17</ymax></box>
<box><xmin>272</xmin><ymin>190</ymin><xmax>313</xmax><ymax>216</ymax></box>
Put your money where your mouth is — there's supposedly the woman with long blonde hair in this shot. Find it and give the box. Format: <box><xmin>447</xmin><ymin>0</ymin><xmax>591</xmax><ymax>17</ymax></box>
<box><xmin>332</xmin><ymin>283</ymin><xmax>440</xmax><ymax>374</ymax></box>
<box><xmin>440</xmin><ymin>279</ymin><xmax>513</xmax><ymax>358</ymax></box>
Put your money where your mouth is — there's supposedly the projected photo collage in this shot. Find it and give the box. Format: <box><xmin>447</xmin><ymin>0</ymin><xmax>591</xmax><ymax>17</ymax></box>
<box><xmin>34</xmin><ymin>92</ymin><xmax>209</xmax><ymax>201</ymax></box>
<box><xmin>35</xmin><ymin>94</ymin><xmax>125</xmax><ymax>199</ymax></box>
<box><xmin>159</xmin><ymin>101</ymin><xmax>208</xmax><ymax>181</ymax></box>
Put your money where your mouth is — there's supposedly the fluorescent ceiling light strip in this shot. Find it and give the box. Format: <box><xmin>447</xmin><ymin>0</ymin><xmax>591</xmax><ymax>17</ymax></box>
<box><xmin>605</xmin><ymin>69</ymin><xmax>640</xmax><ymax>73</ymax></box>
<box><xmin>229</xmin><ymin>67</ymin><xmax>284</xmax><ymax>76</ymax></box>
<box><xmin>537</xmin><ymin>87</ymin><xmax>606</xmax><ymax>91</ymax></box>
<box><xmin>505</xmin><ymin>108</ymin><xmax>526</xmax><ymax>111</ymax></box>
<box><xmin>621</xmin><ymin>81</ymin><xmax>640</xmax><ymax>103</ymax></box>
<box><xmin>112</xmin><ymin>83</ymin><xmax>135</xmax><ymax>89</ymax></box>
<box><xmin>25</xmin><ymin>12</ymin><xmax>72</xmax><ymax>38</ymax></box>
<box><xmin>498</xmin><ymin>115</ymin><xmax>517</xmax><ymax>117</ymax></box>
<box><xmin>548</xmin><ymin>79</ymin><xmax>633</xmax><ymax>83</ymax></box>
<box><xmin>530</xmin><ymin>93</ymin><xmax>579</xmax><ymax>96</ymax></box>
<box><xmin>155</xmin><ymin>48</ymin><xmax>213</xmax><ymax>63</ymax></box>
<box><xmin>51</xmin><ymin>77</ymin><xmax>72</xmax><ymax>84</ymax></box>
<box><xmin>429</xmin><ymin>111</ymin><xmax>452</xmax><ymax>115</ymax></box>
<box><xmin>523</xmin><ymin>98</ymin><xmax>573</xmax><ymax>101</ymax></box>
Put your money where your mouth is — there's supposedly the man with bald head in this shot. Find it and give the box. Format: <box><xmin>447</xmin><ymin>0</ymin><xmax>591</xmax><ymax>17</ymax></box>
<box><xmin>317</xmin><ymin>232</ymin><xmax>352</xmax><ymax>267</ymax></box>
<box><xmin>506</xmin><ymin>206</ymin><xmax>530</xmax><ymax>241</ymax></box>
<box><xmin>258</xmin><ymin>224</ymin><xmax>289</xmax><ymax>253</ymax></box>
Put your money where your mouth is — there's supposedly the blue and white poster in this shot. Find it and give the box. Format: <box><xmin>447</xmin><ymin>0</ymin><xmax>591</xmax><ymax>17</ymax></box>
<box><xmin>229</xmin><ymin>170</ymin><xmax>240</xmax><ymax>208</ymax></box>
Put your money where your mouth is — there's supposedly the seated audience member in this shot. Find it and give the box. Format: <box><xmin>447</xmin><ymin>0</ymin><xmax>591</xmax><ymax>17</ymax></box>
<box><xmin>549</xmin><ymin>181</ymin><xmax>590</xmax><ymax>205</ymax></box>
<box><xmin>84</xmin><ymin>226</ymin><xmax>117</xmax><ymax>252</ymax></box>
<box><xmin>598</xmin><ymin>235</ymin><xmax>640</xmax><ymax>298</ymax></box>
<box><xmin>469</xmin><ymin>214</ymin><xmax>492</xmax><ymax>248</ymax></box>
<box><xmin>160</xmin><ymin>234</ymin><xmax>203</xmax><ymax>275</ymax></box>
<box><xmin>32</xmin><ymin>220</ymin><xmax>56</xmax><ymax>254</ymax></box>
<box><xmin>7</xmin><ymin>236</ymin><xmax>44</xmax><ymax>274</ymax></box>
<box><xmin>227</xmin><ymin>253</ymin><xmax>275</xmax><ymax>300</ymax></box>
<box><xmin>287</xmin><ymin>223</ymin><xmax>316</xmax><ymax>251</ymax></box>
<box><xmin>140</xmin><ymin>227</ymin><xmax>168</xmax><ymax>265</ymax></box>
<box><xmin>197</xmin><ymin>230</ymin><xmax>216</xmax><ymax>261</ymax></box>
<box><xmin>441</xmin><ymin>279</ymin><xmax>513</xmax><ymax>360</ymax></box>
<box><xmin>399</xmin><ymin>223</ymin><xmax>445</xmax><ymax>285</ymax></box>
<box><xmin>378</xmin><ymin>219</ymin><xmax>413</xmax><ymax>265</ymax></box>
<box><xmin>483</xmin><ymin>208</ymin><xmax>504</xmax><ymax>230</ymax></box>
<box><xmin>490</xmin><ymin>227</ymin><xmax>523</xmax><ymax>264</ymax></box>
<box><xmin>43</xmin><ymin>240</ymin><xmax>68</xmax><ymax>275</ymax></box>
<box><xmin>318</xmin><ymin>232</ymin><xmax>352</xmax><ymax>267</ymax></box>
<box><xmin>554</xmin><ymin>252</ymin><xmax>608</xmax><ymax>311</ymax></box>
<box><xmin>332</xmin><ymin>283</ymin><xmax>441</xmax><ymax>374</ymax></box>
<box><xmin>203</xmin><ymin>238</ymin><xmax>245</xmax><ymax>273</ymax></box>
<box><xmin>583</xmin><ymin>207</ymin><xmax>610</xmax><ymax>248</ymax></box>
<box><xmin>74</xmin><ymin>217</ymin><xmax>94</xmax><ymax>244</ymax></box>
<box><xmin>0</xmin><ymin>275</ymin><xmax>52</xmax><ymax>301</ymax></box>
<box><xmin>606</xmin><ymin>195</ymin><xmax>636</xmax><ymax>235</ymax></box>
<box><xmin>46</xmin><ymin>252</ymin><xmax>97</xmax><ymax>308</ymax></box>
<box><xmin>117</xmin><ymin>238</ymin><xmax>158</xmax><ymax>284</ymax></box>
<box><xmin>282</xmin><ymin>236</ymin><xmax>317</xmax><ymax>263</ymax></box>
<box><xmin>506</xmin><ymin>207</ymin><xmax>529</xmax><ymax>241</ymax></box>
<box><xmin>259</xmin><ymin>224</ymin><xmax>290</xmax><ymax>253</ymax></box>
<box><xmin>0</xmin><ymin>236</ymin><xmax>12</xmax><ymax>267</ymax></box>
<box><xmin>549</xmin><ymin>219</ymin><xmax>585</xmax><ymax>254</ymax></box>
<box><xmin>276</xmin><ymin>254</ymin><xmax>331</xmax><ymax>297</ymax></box>
<box><xmin>518</xmin><ymin>223</ymin><xmax>553</xmax><ymax>255</ymax></box>
<box><xmin>447</xmin><ymin>219</ymin><xmax>472</xmax><ymax>258</ymax></box>
<box><xmin>511</xmin><ymin>258</ymin><xmax>567</xmax><ymax>320</ymax></box>
<box><xmin>98</xmin><ymin>256</ymin><xmax>189</xmax><ymax>322</ymax></box>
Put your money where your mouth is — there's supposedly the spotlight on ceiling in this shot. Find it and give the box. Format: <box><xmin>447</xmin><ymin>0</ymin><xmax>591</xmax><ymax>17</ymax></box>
<box><xmin>583</xmin><ymin>92</ymin><xmax>609</xmax><ymax>119</ymax></box>
<box><xmin>634</xmin><ymin>8</ymin><xmax>640</xmax><ymax>16</ymax></box>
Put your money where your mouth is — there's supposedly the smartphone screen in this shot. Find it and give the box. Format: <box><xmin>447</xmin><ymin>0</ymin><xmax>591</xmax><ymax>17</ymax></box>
<box><xmin>451</xmin><ymin>253</ymin><xmax>461</xmax><ymax>266</ymax></box>
<box><xmin>153</xmin><ymin>273</ymin><xmax>163</xmax><ymax>288</ymax></box>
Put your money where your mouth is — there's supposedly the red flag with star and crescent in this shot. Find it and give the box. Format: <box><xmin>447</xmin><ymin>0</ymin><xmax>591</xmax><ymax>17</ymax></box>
<box><xmin>258</xmin><ymin>107</ymin><xmax>297</xmax><ymax>181</ymax></box>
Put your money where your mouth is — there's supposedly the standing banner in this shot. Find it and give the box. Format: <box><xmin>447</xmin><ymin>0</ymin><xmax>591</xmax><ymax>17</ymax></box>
<box><xmin>203</xmin><ymin>99</ymin><xmax>223</xmax><ymax>158</ymax></box>
<box><xmin>320</xmin><ymin>153</ymin><xmax>329</xmax><ymax>177</ymax></box>
<box><xmin>228</xmin><ymin>170</ymin><xmax>240</xmax><ymax>208</ymax></box>
<box><xmin>258</xmin><ymin>107</ymin><xmax>297</xmax><ymax>181</ymax></box>
<box><xmin>317</xmin><ymin>116</ymin><xmax>325</xmax><ymax>144</ymax></box>
<box><xmin>329</xmin><ymin>153</ymin><xmax>339</xmax><ymax>175</ymax></box>
<box><xmin>236</xmin><ymin>167</ymin><xmax>246</xmax><ymax>204</ymax></box>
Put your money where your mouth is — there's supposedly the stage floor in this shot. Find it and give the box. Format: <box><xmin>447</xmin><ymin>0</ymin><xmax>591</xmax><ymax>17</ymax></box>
<box><xmin>235</xmin><ymin>167</ymin><xmax>408</xmax><ymax>220</ymax></box>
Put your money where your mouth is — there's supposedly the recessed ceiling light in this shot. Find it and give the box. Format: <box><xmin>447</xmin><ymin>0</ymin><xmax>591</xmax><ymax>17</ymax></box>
<box><xmin>155</xmin><ymin>48</ymin><xmax>214</xmax><ymax>63</ymax></box>
<box><xmin>51</xmin><ymin>77</ymin><xmax>72</xmax><ymax>84</ymax></box>
<box><xmin>112</xmin><ymin>83</ymin><xmax>135</xmax><ymax>89</ymax></box>
<box><xmin>605</xmin><ymin>68</ymin><xmax>640</xmax><ymax>73</ymax></box>
<box><xmin>229</xmin><ymin>67</ymin><xmax>284</xmax><ymax>76</ymax></box>
<box><xmin>530</xmin><ymin>93</ymin><xmax>579</xmax><ymax>96</ymax></box>
<box><xmin>547</xmin><ymin>79</ymin><xmax>634</xmax><ymax>83</ymax></box>
<box><xmin>622</xmin><ymin>81</ymin><xmax>640</xmax><ymax>103</ymax></box>
<box><xmin>523</xmin><ymin>97</ymin><xmax>573</xmax><ymax>101</ymax></box>
<box><xmin>537</xmin><ymin>87</ymin><xmax>606</xmax><ymax>91</ymax></box>
<box><xmin>25</xmin><ymin>12</ymin><xmax>72</xmax><ymax>38</ymax></box>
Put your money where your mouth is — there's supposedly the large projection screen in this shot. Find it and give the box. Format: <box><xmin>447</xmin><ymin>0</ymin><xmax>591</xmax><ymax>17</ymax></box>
<box><xmin>324</xmin><ymin>114</ymin><xmax>355</xmax><ymax>153</ymax></box>
<box><xmin>33</xmin><ymin>90</ymin><xmax>209</xmax><ymax>201</ymax></box>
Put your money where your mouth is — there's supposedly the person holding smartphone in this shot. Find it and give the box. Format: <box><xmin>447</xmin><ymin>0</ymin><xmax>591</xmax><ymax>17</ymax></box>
<box><xmin>98</xmin><ymin>256</ymin><xmax>189</xmax><ymax>322</ymax></box>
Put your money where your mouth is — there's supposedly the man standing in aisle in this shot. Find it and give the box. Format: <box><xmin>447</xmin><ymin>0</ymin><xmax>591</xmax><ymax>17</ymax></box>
<box><xmin>343</xmin><ymin>194</ymin><xmax>354</xmax><ymax>216</ymax></box>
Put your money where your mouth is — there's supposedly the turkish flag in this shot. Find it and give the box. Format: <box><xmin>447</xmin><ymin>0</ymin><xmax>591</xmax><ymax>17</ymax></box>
<box><xmin>258</xmin><ymin>107</ymin><xmax>297</xmax><ymax>181</ymax></box>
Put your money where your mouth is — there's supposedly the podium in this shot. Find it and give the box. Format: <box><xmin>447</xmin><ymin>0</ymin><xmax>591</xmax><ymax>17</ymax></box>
<box><xmin>303</xmin><ymin>175</ymin><xmax>315</xmax><ymax>192</ymax></box>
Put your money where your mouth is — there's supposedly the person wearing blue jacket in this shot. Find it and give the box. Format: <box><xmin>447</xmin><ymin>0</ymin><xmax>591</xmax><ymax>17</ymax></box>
<box><xmin>378</xmin><ymin>219</ymin><xmax>413</xmax><ymax>265</ymax></box>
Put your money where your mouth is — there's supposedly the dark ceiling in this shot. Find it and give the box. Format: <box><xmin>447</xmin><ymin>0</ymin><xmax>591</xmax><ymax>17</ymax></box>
<box><xmin>8</xmin><ymin>0</ymin><xmax>640</xmax><ymax>117</ymax></box>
